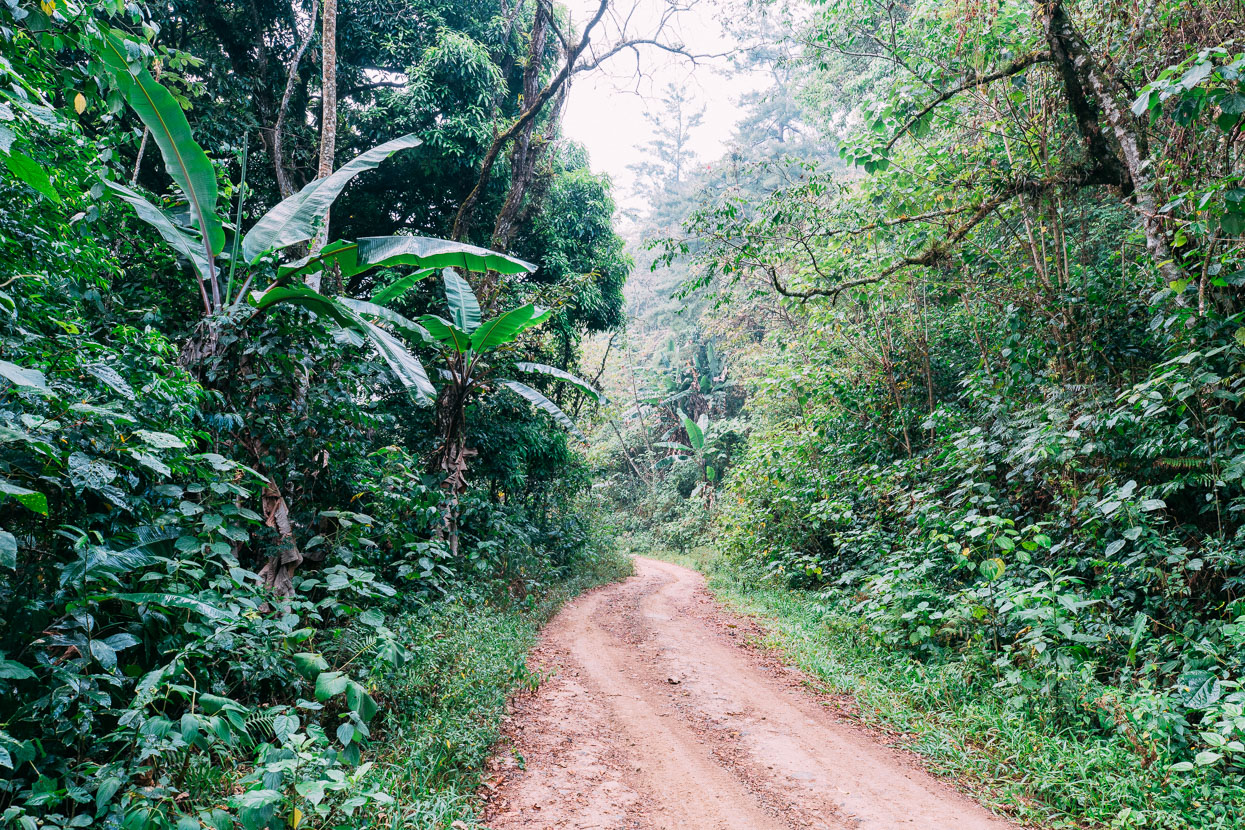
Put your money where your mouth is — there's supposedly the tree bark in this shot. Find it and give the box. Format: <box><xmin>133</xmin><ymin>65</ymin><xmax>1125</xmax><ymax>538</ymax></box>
<box><xmin>307</xmin><ymin>0</ymin><xmax>337</xmax><ymax>291</ymax></box>
<box><xmin>273</xmin><ymin>0</ymin><xmax>319</xmax><ymax>199</ymax></box>
<box><xmin>1038</xmin><ymin>0</ymin><xmax>1184</xmax><ymax>285</ymax></box>
<box><xmin>490</xmin><ymin>0</ymin><xmax>555</xmax><ymax>252</ymax></box>
<box><xmin>257</xmin><ymin>480</ymin><xmax>303</xmax><ymax>598</ymax></box>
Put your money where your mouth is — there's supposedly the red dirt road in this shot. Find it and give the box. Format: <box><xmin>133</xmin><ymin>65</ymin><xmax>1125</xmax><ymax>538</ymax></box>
<box><xmin>482</xmin><ymin>557</ymin><xmax>1017</xmax><ymax>830</ymax></box>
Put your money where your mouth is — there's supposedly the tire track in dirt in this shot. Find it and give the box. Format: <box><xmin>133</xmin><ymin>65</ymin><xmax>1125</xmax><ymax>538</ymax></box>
<box><xmin>482</xmin><ymin>557</ymin><xmax>1018</xmax><ymax>830</ymax></box>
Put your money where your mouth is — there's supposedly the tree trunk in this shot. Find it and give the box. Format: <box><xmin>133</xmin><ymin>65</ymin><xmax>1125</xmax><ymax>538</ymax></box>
<box><xmin>257</xmin><ymin>480</ymin><xmax>303</xmax><ymax>599</ymax></box>
<box><xmin>1038</xmin><ymin>0</ymin><xmax>1184</xmax><ymax>286</ymax></box>
<box><xmin>490</xmin><ymin>0</ymin><xmax>556</xmax><ymax>254</ymax></box>
<box><xmin>307</xmin><ymin>0</ymin><xmax>337</xmax><ymax>291</ymax></box>
<box><xmin>431</xmin><ymin>376</ymin><xmax>472</xmax><ymax>556</ymax></box>
<box><xmin>273</xmin><ymin>0</ymin><xmax>319</xmax><ymax>199</ymax></box>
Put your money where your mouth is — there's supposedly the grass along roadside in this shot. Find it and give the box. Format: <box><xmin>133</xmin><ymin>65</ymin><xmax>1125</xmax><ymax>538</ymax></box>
<box><xmin>359</xmin><ymin>551</ymin><xmax>633</xmax><ymax>828</ymax></box>
<box><xmin>657</xmin><ymin>550</ymin><xmax>1240</xmax><ymax>830</ymax></box>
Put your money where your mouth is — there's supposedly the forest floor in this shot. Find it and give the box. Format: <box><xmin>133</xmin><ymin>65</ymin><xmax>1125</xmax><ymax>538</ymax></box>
<box><xmin>479</xmin><ymin>557</ymin><xmax>1018</xmax><ymax>829</ymax></box>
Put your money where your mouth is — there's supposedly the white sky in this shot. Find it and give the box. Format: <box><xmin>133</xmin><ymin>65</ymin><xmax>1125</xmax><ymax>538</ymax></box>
<box><xmin>560</xmin><ymin>0</ymin><xmax>762</xmax><ymax>210</ymax></box>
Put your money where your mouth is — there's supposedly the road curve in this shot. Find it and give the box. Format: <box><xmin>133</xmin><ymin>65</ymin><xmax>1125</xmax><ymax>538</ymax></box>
<box><xmin>482</xmin><ymin>556</ymin><xmax>1018</xmax><ymax>830</ymax></box>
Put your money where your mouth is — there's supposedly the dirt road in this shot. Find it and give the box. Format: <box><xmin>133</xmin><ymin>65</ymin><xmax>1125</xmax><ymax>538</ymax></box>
<box><xmin>482</xmin><ymin>557</ymin><xmax>1017</xmax><ymax>830</ymax></box>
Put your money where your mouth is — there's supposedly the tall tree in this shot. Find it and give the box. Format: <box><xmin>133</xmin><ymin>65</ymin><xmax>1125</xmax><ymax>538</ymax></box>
<box><xmin>308</xmin><ymin>0</ymin><xmax>338</xmax><ymax>292</ymax></box>
<box><xmin>628</xmin><ymin>83</ymin><xmax>705</xmax><ymax>198</ymax></box>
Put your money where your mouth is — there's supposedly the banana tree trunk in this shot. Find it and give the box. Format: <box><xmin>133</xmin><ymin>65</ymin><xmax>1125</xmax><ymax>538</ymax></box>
<box><xmin>432</xmin><ymin>378</ymin><xmax>472</xmax><ymax>556</ymax></box>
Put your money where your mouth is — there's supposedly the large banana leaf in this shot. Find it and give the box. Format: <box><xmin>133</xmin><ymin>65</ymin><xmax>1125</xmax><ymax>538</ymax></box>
<box><xmin>241</xmin><ymin>134</ymin><xmax>423</xmax><ymax>263</ymax></box>
<box><xmin>100</xmin><ymin>32</ymin><xmax>223</xmax><ymax>259</ymax></box>
<box><xmin>338</xmin><ymin>297</ymin><xmax>434</xmax><ymax>344</ymax></box>
<box><xmin>361</xmin><ymin>321</ymin><xmax>435</xmax><ymax>401</ymax></box>
<box><xmin>514</xmin><ymin>362</ymin><xmax>604</xmax><ymax>402</ymax></box>
<box><xmin>354</xmin><ymin>236</ymin><xmax>533</xmax><ymax>276</ymax></box>
<box><xmin>419</xmin><ymin>315</ymin><xmax>473</xmax><ymax>353</ymax></box>
<box><xmin>442</xmin><ymin>268</ymin><xmax>481</xmax><ymax>332</ymax></box>
<box><xmin>277</xmin><ymin>236</ymin><xmax>532</xmax><ymax>284</ymax></box>
<box><xmin>104</xmin><ymin>181</ymin><xmax>210</xmax><ymax>281</ymax></box>
<box><xmin>653</xmin><ymin>440</ymin><xmax>692</xmax><ymax>454</ymax></box>
<box><xmin>282</xmin><ymin>235</ymin><xmax>535</xmax><ymax>276</ymax></box>
<box><xmin>372</xmin><ymin>268</ymin><xmax>436</xmax><ymax>305</ymax></box>
<box><xmin>250</xmin><ymin>284</ymin><xmax>362</xmax><ymax>332</ymax></box>
<box><xmin>498</xmin><ymin>380</ymin><xmax>586</xmax><ymax>441</ymax></box>
<box><xmin>469</xmin><ymin>305</ymin><xmax>552</xmax><ymax>352</ymax></box>
<box><xmin>250</xmin><ymin>285</ymin><xmax>433</xmax><ymax>402</ymax></box>
<box><xmin>680</xmin><ymin>412</ymin><xmax>705</xmax><ymax>451</ymax></box>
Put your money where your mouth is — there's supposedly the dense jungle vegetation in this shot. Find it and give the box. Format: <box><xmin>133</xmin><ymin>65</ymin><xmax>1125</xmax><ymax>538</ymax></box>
<box><xmin>0</xmin><ymin>0</ymin><xmax>633</xmax><ymax>827</ymax></box>
<box><xmin>594</xmin><ymin>0</ymin><xmax>1245</xmax><ymax>827</ymax></box>
<box><xmin>6</xmin><ymin>0</ymin><xmax>1245</xmax><ymax>826</ymax></box>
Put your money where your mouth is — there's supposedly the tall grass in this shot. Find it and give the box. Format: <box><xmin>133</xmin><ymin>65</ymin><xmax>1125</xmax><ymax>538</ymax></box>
<box><xmin>362</xmin><ymin>550</ymin><xmax>632</xmax><ymax>828</ymax></box>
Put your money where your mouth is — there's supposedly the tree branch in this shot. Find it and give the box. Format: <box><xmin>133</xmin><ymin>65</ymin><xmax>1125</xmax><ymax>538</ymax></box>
<box><xmin>885</xmin><ymin>50</ymin><xmax>1052</xmax><ymax>150</ymax></box>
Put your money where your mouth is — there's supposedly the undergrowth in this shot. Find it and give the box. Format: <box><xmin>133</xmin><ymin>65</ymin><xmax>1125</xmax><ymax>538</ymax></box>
<box><xmin>679</xmin><ymin>554</ymin><xmax>1245</xmax><ymax>830</ymax></box>
<box><xmin>362</xmin><ymin>550</ymin><xmax>632</xmax><ymax>828</ymax></box>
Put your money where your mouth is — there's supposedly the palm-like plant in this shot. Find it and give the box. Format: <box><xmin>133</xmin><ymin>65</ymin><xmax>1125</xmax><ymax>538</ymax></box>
<box><xmin>99</xmin><ymin>30</ymin><xmax>594</xmax><ymax>582</ymax></box>
<box><xmin>326</xmin><ymin>268</ymin><xmax>602</xmax><ymax>553</ymax></box>
<box><xmin>99</xmin><ymin>31</ymin><xmax>530</xmax><ymax>400</ymax></box>
<box><xmin>656</xmin><ymin>411</ymin><xmax>722</xmax><ymax>509</ymax></box>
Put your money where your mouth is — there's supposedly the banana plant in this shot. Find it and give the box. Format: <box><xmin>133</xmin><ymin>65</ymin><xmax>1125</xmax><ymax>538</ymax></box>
<box><xmin>655</xmin><ymin>410</ymin><xmax>723</xmax><ymax>509</ymax></box>
<box><xmin>98</xmin><ymin>30</ymin><xmax>531</xmax><ymax>404</ymax></box>
<box><xmin>329</xmin><ymin>268</ymin><xmax>602</xmax><ymax>554</ymax></box>
<box><xmin>97</xmin><ymin>30</ymin><xmax>539</xmax><ymax>589</ymax></box>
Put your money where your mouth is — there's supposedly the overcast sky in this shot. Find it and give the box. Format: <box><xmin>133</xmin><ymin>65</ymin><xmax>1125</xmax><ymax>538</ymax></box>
<box><xmin>560</xmin><ymin>0</ymin><xmax>761</xmax><ymax>210</ymax></box>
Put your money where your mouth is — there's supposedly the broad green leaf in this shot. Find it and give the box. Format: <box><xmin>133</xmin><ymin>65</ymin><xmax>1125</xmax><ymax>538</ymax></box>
<box><xmin>100</xmin><ymin>32</ymin><xmax>223</xmax><ymax>257</ymax></box>
<box><xmin>86</xmin><ymin>363</ymin><xmax>135</xmax><ymax>399</ymax></box>
<box><xmin>0</xmin><ymin>658</ymin><xmax>34</xmax><ymax>680</ymax></box>
<box><xmin>355</xmin><ymin>235</ymin><xmax>534</xmax><ymax>275</ymax></box>
<box><xmin>104</xmin><ymin>181</ymin><xmax>211</xmax><ymax>282</ymax></box>
<box><xmin>280</xmin><ymin>236</ymin><xmax>533</xmax><ymax>283</ymax></box>
<box><xmin>0</xmin><ymin>359</ymin><xmax>49</xmax><ymax>391</ymax></box>
<box><xmin>135</xmin><ymin>429</ymin><xmax>187</xmax><ymax>449</ymax></box>
<box><xmin>351</xmin><ymin>235</ymin><xmax>535</xmax><ymax>275</ymax></box>
<box><xmin>1195</xmin><ymin>750</ymin><xmax>1222</xmax><ymax>766</ymax></box>
<box><xmin>315</xmin><ymin>671</ymin><xmax>349</xmax><ymax>701</ymax></box>
<box><xmin>514</xmin><ymin>361</ymin><xmax>604</xmax><ymax>402</ymax></box>
<box><xmin>978</xmin><ymin>557</ymin><xmax>1006</xmax><ymax>581</ymax></box>
<box><xmin>250</xmin><ymin>284</ymin><xmax>364</xmax><ymax>334</ymax></box>
<box><xmin>362</xmin><ymin>320</ymin><xmax>435</xmax><ymax>402</ymax></box>
<box><xmin>251</xmin><ymin>286</ymin><xmax>434</xmax><ymax>401</ymax></box>
<box><xmin>498</xmin><ymin>379</ymin><xmax>586</xmax><ymax>441</ymax></box>
<box><xmin>338</xmin><ymin>297</ymin><xmax>434</xmax><ymax>344</ymax></box>
<box><xmin>2</xmin><ymin>151</ymin><xmax>59</xmax><ymax>202</ymax></box>
<box><xmin>1176</xmin><ymin>670</ymin><xmax>1222</xmax><ymax>709</ymax></box>
<box><xmin>241</xmin><ymin>135</ymin><xmax>422</xmax><ymax>262</ymax></box>
<box><xmin>0</xmin><ymin>479</ymin><xmax>47</xmax><ymax>515</ymax></box>
<box><xmin>106</xmin><ymin>592</ymin><xmax>230</xmax><ymax>620</ymax></box>
<box><xmin>0</xmin><ymin>529</ymin><xmax>15</xmax><ymax>569</ymax></box>
<box><xmin>371</xmin><ymin>268</ymin><xmax>436</xmax><ymax>305</ymax></box>
<box><xmin>469</xmin><ymin>305</ymin><xmax>551</xmax><ymax>352</ymax></box>
<box><xmin>420</xmin><ymin>315</ymin><xmax>473</xmax><ymax>352</ymax></box>
<box><xmin>292</xmin><ymin>652</ymin><xmax>329</xmax><ymax>681</ymax></box>
<box><xmin>681</xmin><ymin>412</ymin><xmax>704</xmax><ymax>451</ymax></box>
<box><xmin>94</xmin><ymin>778</ymin><xmax>123</xmax><ymax>811</ymax></box>
<box><xmin>441</xmin><ymin>268</ymin><xmax>481</xmax><ymax>332</ymax></box>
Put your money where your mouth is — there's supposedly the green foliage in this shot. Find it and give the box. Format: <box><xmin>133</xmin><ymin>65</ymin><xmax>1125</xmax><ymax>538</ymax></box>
<box><xmin>596</xmin><ymin>2</ymin><xmax>1245</xmax><ymax>826</ymax></box>
<box><xmin>0</xmin><ymin>2</ymin><xmax>628</xmax><ymax>828</ymax></box>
